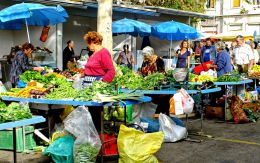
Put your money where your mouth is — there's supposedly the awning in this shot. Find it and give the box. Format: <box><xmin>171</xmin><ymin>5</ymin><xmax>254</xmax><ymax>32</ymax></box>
<box><xmin>145</xmin><ymin>6</ymin><xmax>214</xmax><ymax>19</ymax></box>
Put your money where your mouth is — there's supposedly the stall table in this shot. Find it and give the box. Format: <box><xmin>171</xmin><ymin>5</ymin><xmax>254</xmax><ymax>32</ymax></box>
<box><xmin>189</xmin><ymin>79</ymin><xmax>253</xmax><ymax>121</ymax></box>
<box><xmin>0</xmin><ymin>116</ymin><xmax>46</xmax><ymax>163</ymax></box>
<box><xmin>1</xmin><ymin>96</ymin><xmax>151</xmax><ymax>163</ymax></box>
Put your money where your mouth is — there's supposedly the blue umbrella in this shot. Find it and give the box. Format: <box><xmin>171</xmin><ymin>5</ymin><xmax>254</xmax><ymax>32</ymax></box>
<box><xmin>112</xmin><ymin>18</ymin><xmax>151</xmax><ymax>37</ymax></box>
<box><xmin>152</xmin><ymin>21</ymin><xmax>200</xmax><ymax>59</ymax></box>
<box><xmin>151</xmin><ymin>21</ymin><xmax>200</xmax><ymax>40</ymax></box>
<box><xmin>0</xmin><ymin>20</ymin><xmax>22</xmax><ymax>30</ymax></box>
<box><xmin>0</xmin><ymin>3</ymin><xmax>68</xmax><ymax>42</ymax></box>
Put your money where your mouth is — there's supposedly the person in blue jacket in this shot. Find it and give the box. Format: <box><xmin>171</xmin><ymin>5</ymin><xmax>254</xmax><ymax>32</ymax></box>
<box><xmin>200</xmin><ymin>38</ymin><xmax>217</xmax><ymax>63</ymax></box>
<box><xmin>208</xmin><ymin>41</ymin><xmax>232</xmax><ymax>77</ymax></box>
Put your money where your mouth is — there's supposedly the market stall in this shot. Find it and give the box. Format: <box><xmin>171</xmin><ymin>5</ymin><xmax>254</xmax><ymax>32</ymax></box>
<box><xmin>0</xmin><ymin>116</ymin><xmax>45</xmax><ymax>163</ymax></box>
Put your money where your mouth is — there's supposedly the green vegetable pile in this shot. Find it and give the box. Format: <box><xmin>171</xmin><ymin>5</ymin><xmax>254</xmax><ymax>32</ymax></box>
<box><xmin>75</xmin><ymin>81</ymin><xmax>116</xmax><ymax>101</ymax></box>
<box><xmin>20</xmin><ymin>71</ymin><xmax>56</xmax><ymax>84</ymax></box>
<box><xmin>0</xmin><ymin>102</ymin><xmax>32</xmax><ymax>123</ymax></box>
<box><xmin>75</xmin><ymin>142</ymin><xmax>99</xmax><ymax>163</ymax></box>
<box><xmin>45</xmin><ymin>81</ymin><xmax>78</xmax><ymax>100</ymax></box>
<box><xmin>217</xmin><ymin>74</ymin><xmax>241</xmax><ymax>82</ymax></box>
<box><xmin>113</xmin><ymin>66</ymin><xmax>166</xmax><ymax>90</ymax></box>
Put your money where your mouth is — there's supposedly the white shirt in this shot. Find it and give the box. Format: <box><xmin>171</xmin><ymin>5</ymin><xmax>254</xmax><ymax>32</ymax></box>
<box><xmin>234</xmin><ymin>44</ymin><xmax>254</xmax><ymax>65</ymax></box>
<box><xmin>253</xmin><ymin>49</ymin><xmax>259</xmax><ymax>64</ymax></box>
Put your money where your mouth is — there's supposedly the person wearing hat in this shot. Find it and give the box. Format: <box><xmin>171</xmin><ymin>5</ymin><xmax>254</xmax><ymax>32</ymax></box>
<box><xmin>208</xmin><ymin>41</ymin><xmax>232</xmax><ymax>77</ymax></box>
<box><xmin>141</xmin><ymin>46</ymin><xmax>165</xmax><ymax>76</ymax></box>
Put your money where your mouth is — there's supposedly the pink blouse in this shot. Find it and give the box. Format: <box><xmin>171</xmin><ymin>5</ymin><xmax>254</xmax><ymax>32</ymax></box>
<box><xmin>85</xmin><ymin>48</ymin><xmax>115</xmax><ymax>83</ymax></box>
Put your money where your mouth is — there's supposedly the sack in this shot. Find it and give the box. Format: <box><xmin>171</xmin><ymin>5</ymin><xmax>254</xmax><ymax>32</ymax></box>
<box><xmin>132</xmin><ymin>103</ymin><xmax>157</xmax><ymax>122</ymax></box>
<box><xmin>43</xmin><ymin>135</ymin><xmax>75</xmax><ymax>163</ymax></box>
<box><xmin>40</xmin><ymin>26</ymin><xmax>50</xmax><ymax>42</ymax></box>
<box><xmin>159</xmin><ymin>113</ymin><xmax>187</xmax><ymax>142</ymax></box>
<box><xmin>180</xmin><ymin>89</ymin><xmax>194</xmax><ymax>114</ymax></box>
<box><xmin>99</xmin><ymin>134</ymin><xmax>118</xmax><ymax>156</ymax></box>
<box><xmin>173</xmin><ymin>89</ymin><xmax>194</xmax><ymax>115</ymax></box>
<box><xmin>140</xmin><ymin>117</ymin><xmax>185</xmax><ymax>133</ymax></box>
<box><xmin>230</xmin><ymin>96</ymin><xmax>249</xmax><ymax>124</ymax></box>
<box><xmin>64</xmin><ymin>106</ymin><xmax>101</xmax><ymax>163</ymax></box>
<box><xmin>117</xmin><ymin>125</ymin><xmax>164</xmax><ymax>163</ymax></box>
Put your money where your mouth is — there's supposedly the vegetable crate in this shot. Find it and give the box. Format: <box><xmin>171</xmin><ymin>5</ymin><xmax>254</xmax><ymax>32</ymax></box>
<box><xmin>0</xmin><ymin>126</ymin><xmax>36</xmax><ymax>152</ymax></box>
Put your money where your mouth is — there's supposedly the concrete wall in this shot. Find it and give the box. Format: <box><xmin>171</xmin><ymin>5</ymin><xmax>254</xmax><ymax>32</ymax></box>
<box><xmin>0</xmin><ymin>30</ymin><xmax>14</xmax><ymax>57</ymax></box>
<box><xmin>62</xmin><ymin>15</ymin><xmax>97</xmax><ymax>56</ymax></box>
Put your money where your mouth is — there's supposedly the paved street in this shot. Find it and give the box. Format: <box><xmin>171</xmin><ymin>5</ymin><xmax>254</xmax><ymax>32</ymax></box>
<box><xmin>1</xmin><ymin>115</ymin><xmax>260</xmax><ymax>163</ymax></box>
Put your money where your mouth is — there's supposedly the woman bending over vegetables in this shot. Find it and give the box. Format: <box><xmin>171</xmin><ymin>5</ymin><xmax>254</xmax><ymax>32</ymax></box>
<box><xmin>141</xmin><ymin>46</ymin><xmax>165</xmax><ymax>76</ymax></box>
<box><xmin>140</xmin><ymin>46</ymin><xmax>171</xmax><ymax>115</ymax></box>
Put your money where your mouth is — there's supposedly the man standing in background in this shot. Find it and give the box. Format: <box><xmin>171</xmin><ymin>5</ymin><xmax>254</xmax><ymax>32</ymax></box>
<box><xmin>233</xmin><ymin>35</ymin><xmax>254</xmax><ymax>73</ymax></box>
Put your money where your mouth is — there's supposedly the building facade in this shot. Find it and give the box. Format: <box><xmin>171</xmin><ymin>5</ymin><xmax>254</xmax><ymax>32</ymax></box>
<box><xmin>198</xmin><ymin>0</ymin><xmax>260</xmax><ymax>36</ymax></box>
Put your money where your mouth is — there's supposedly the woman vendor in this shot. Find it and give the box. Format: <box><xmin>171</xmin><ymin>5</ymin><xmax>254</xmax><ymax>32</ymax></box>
<box><xmin>82</xmin><ymin>31</ymin><xmax>115</xmax><ymax>130</ymax></box>
<box><xmin>83</xmin><ymin>31</ymin><xmax>115</xmax><ymax>83</ymax></box>
<box><xmin>10</xmin><ymin>42</ymin><xmax>43</xmax><ymax>87</ymax></box>
<box><xmin>141</xmin><ymin>46</ymin><xmax>165</xmax><ymax>76</ymax></box>
<box><xmin>141</xmin><ymin>46</ymin><xmax>170</xmax><ymax>115</ymax></box>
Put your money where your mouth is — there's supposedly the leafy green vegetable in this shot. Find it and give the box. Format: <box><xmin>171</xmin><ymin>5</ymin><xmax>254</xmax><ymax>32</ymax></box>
<box><xmin>75</xmin><ymin>81</ymin><xmax>116</xmax><ymax>101</ymax></box>
<box><xmin>0</xmin><ymin>102</ymin><xmax>32</xmax><ymax>123</ymax></box>
<box><xmin>217</xmin><ymin>74</ymin><xmax>241</xmax><ymax>82</ymax></box>
<box><xmin>75</xmin><ymin>143</ymin><xmax>99</xmax><ymax>163</ymax></box>
<box><xmin>45</xmin><ymin>81</ymin><xmax>78</xmax><ymax>100</ymax></box>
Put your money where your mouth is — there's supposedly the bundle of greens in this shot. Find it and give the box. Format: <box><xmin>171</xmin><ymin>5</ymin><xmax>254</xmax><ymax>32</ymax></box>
<box><xmin>113</xmin><ymin>66</ymin><xmax>166</xmax><ymax>90</ymax></box>
<box><xmin>217</xmin><ymin>74</ymin><xmax>241</xmax><ymax>82</ymax></box>
<box><xmin>74</xmin><ymin>143</ymin><xmax>99</xmax><ymax>163</ymax></box>
<box><xmin>0</xmin><ymin>102</ymin><xmax>32</xmax><ymax>123</ymax></box>
<box><xmin>20</xmin><ymin>70</ymin><xmax>60</xmax><ymax>85</ymax></box>
<box><xmin>75</xmin><ymin>81</ymin><xmax>116</xmax><ymax>101</ymax></box>
<box><xmin>45</xmin><ymin>81</ymin><xmax>78</xmax><ymax>100</ymax></box>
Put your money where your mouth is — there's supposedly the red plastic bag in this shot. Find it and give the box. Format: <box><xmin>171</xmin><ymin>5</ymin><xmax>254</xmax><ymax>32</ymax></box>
<box><xmin>40</xmin><ymin>26</ymin><xmax>50</xmax><ymax>42</ymax></box>
<box><xmin>99</xmin><ymin>134</ymin><xmax>118</xmax><ymax>156</ymax></box>
<box><xmin>193</xmin><ymin>60</ymin><xmax>214</xmax><ymax>75</ymax></box>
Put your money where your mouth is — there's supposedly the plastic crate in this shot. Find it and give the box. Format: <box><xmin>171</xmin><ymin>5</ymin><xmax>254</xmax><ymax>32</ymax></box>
<box><xmin>0</xmin><ymin>126</ymin><xmax>36</xmax><ymax>152</ymax></box>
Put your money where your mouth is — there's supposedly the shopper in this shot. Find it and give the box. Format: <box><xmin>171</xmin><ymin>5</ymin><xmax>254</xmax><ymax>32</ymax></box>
<box><xmin>195</xmin><ymin>41</ymin><xmax>204</xmax><ymax>59</ymax></box>
<box><xmin>233</xmin><ymin>35</ymin><xmax>254</xmax><ymax>73</ymax></box>
<box><xmin>141</xmin><ymin>46</ymin><xmax>165</xmax><ymax>76</ymax></box>
<box><xmin>83</xmin><ymin>31</ymin><xmax>115</xmax><ymax>83</ymax></box>
<box><xmin>63</xmin><ymin>40</ymin><xmax>75</xmax><ymax>70</ymax></box>
<box><xmin>200</xmin><ymin>38</ymin><xmax>217</xmax><ymax>63</ymax></box>
<box><xmin>208</xmin><ymin>41</ymin><xmax>232</xmax><ymax>77</ymax></box>
<box><xmin>9</xmin><ymin>42</ymin><xmax>43</xmax><ymax>87</ymax></box>
<box><xmin>116</xmin><ymin>44</ymin><xmax>135</xmax><ymax>69</ymax></box>
<box><xmin>247</xmin><ymin>41</ymin><xmax>259</xmax><ymax>64</ymax></box>
<box><xmin>176</xmin><ymin>40</ymin><xmax>191</xmax><ymax>68</ymax></box>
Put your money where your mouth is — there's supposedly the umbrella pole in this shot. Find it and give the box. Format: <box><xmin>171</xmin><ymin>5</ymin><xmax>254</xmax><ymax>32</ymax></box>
<box><xmin>25</xmin><ymin>19</ymin><xmax>31</xmax><ymax>43</ymax></box>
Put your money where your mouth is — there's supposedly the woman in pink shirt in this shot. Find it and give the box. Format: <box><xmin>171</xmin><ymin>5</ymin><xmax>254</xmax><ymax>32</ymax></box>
<box><xmin>83</xmin><ymin>31</ymin><xmax>115</xmax><ymax>83</ymax></box>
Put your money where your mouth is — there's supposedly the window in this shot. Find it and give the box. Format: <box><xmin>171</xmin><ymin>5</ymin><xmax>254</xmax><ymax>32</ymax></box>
<box><xmin>233</xmin><ymin>0</ymin><xmax>241</xmax><ymax>7</ymax></box>
<box><xmin>252</xmin><ymin>0</ymin><xmax>260</xmax><ymax>5</ymax></box>
<box><xmin>206</xmin><ymin>0</ymin><xmax>215</xmax><ymax>8</ymax></box>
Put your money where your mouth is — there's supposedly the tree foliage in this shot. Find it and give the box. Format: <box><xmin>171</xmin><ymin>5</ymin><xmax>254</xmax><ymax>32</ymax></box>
<box><xmin>129</xmin><ymin>0</ymin><xmax>207</xmax><ymax>13</ymax></box>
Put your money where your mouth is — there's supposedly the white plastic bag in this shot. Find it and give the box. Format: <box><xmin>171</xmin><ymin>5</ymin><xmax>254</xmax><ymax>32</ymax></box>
<box><xmin>180</xmin><ymin>89</ymin><xmax>194</xmax><ymax>114</ymax></box>
<box><xmin>159</xmin><ymin>113</ymin><xmax>187</xmax><ymax>142</ymax></box>
<box><xmin>173</xmin><ymin>93</ymin><xmax>184</xmax><ymax>115</ymax></box>
<box><xmin>64</xmin><ymin>106</ymin><xmax>101</xmax><ymax>163</ymax></box>
<box><xmin>132</xmin><ymin>102</ymin><xmax>157</xmax><ymax>123</ymax></box>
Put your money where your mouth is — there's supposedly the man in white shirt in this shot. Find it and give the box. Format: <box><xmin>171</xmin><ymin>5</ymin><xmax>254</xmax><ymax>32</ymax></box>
<box><xmin>233</xmin><ymin>35</ymin><xmax>254</xmax><ymax>73</ymax></box>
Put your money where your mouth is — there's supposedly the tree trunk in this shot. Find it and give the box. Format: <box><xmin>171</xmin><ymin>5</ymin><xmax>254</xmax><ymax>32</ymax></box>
<box><xmin>97</xmin><ymin>0</ymin><xmax>113</xmax><ymax>55</ymax></box>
